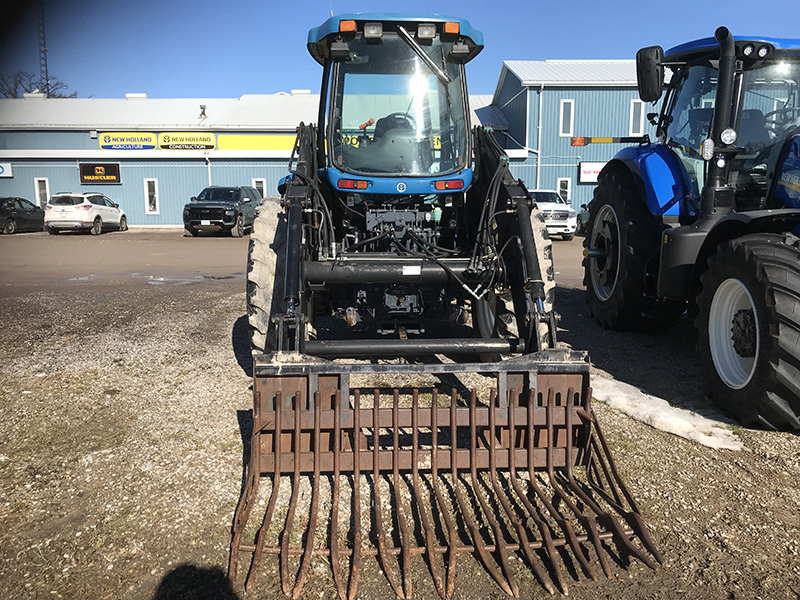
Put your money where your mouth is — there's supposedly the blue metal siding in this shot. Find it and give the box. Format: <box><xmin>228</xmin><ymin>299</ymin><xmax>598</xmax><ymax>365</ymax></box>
<box><xmin>0</xmin><ymin>155</ymin><xmax>291</xmax><ymax>225</ymax></box>
<box><xmin>0</xmin><ymin>131</ymin><xmax>97</xmax><ymax>150</ymax></box>
<box><xmin>501</xmin><ymin>86</ymin><xmax>660</xmax><ymax>210</ymax></box>
<box><xmin>494</xmin><ymin>71</ymin><xmax>527</xmax><ymax>151</ymax></box>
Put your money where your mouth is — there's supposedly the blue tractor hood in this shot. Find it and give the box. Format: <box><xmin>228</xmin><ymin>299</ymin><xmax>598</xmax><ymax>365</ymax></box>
<box><xmin>307</xmin><ymin>13</ymin><xmax>484</xmax><ymax>65</ymax></box>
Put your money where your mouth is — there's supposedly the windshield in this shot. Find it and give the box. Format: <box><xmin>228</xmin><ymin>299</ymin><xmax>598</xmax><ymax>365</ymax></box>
<box><xmin>664</xmin><ymin>57</ymin><xmax>800</xmax><ymax>210</ymax></box>
<box><xmin>530</xmin><ymin>191</ymin><xmax>566</xmax><ymax>204</ymax></box>
<box><xmin>330</xmin><ymin>32</ymin><xmax>469</xmax><ymax>176</ymax></box>
<box><xmin>197</xmin><ymin>188</ymin><xmax>237</xmax><ymax>201</ymax></box>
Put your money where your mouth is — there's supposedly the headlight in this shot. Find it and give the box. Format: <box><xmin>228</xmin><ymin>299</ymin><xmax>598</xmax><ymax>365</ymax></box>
<box><xmin>720</xmin><ymin>128</ymin><xmax>737</xmax><ymax>145</ymax></box>
<box><xmin>225</xmin><ymin>209</ymin><xmax>235</xmax><ymax>215</ymax></box>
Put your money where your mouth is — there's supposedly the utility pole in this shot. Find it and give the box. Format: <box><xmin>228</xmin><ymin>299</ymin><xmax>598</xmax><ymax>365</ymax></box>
<box><xmin>38</xmin><ymin>1</ymin><xmax>50</xmax><ymax>97</ymax></box>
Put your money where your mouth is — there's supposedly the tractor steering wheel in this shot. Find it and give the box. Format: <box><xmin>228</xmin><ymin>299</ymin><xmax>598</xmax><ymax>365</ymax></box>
<box><xmin>383</xmin><ymin>112</ymin><xmax>416</xmax><ymax>129</ymax></box>
<box><xmin>764</xmin><ymin>107</ymin><xmax>800</xmax><ymax>130</ymax></box>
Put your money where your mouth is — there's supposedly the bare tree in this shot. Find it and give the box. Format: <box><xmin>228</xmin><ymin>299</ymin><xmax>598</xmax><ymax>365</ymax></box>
<box><xmin>0</xmin><ymin>71</ymin><xmax>77</xmax><ymax>98</ymax></box>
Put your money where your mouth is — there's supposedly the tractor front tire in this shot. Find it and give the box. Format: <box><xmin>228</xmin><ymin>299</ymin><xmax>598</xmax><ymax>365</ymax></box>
<box><xmin>473</xmin><ymin>206</ymin><xmax>555</xmax><ymax>355</ymax></box>
<box><xmin>584</xmin><ymin>169</ymin><xmax>683</xmax><ymax>330</ymax></box>
<box><xmin>247</xmin><ymin>199</ymin><xmax>285</xmax><ymax>354</ymax></box>
<box><xmin>697</xmin><ymin>233</ymin><xmax>800</xmax><ymax>430</ymax></box>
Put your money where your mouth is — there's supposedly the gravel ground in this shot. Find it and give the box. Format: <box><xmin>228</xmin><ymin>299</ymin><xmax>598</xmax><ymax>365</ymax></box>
<box><xmin>0</xmin><ymin>230</ymin><xmax>798</xmax><ymax>600</ymax></box>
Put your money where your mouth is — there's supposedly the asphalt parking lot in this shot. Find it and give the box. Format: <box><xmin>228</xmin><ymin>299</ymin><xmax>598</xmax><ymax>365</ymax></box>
<box><xmin>1</xmin><ymin>228</ymin><xmax>798</xmax><ymax>600</ymax></box>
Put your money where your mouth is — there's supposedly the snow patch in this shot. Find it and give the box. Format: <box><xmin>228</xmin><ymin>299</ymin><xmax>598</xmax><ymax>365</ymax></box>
<box><xmin>592</xmin><ymin>376</ymin><xmax>743</xmax><ymax>451</ymax></box>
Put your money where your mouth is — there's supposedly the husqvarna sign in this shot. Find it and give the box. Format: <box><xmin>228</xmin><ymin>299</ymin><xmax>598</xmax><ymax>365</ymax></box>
<box><xmin>0</xmin><ymin>163</ymin><xmax>12</xmax><ymax>177</ymax></box>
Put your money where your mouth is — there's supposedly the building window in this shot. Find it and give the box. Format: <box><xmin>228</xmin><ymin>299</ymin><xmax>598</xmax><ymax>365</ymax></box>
<box><xmin>557</xmin><ymin>178</ymin><xmax>572</xmax><ymax>204</ymax></box>
<box><xmin>559</xmin><ymin>99</ymin><xmax>574</xmax><ymax>137</ymax></box>
<box><xmin>252</xmin><ymin>178</ymin><xmax>267</xmax><ymax>199</ymax></box>
<box><xmin>34</xmin><ymin>177</ymin><xmax>49</xmax><ymax>207</ymax></box>
<box><xmin>630</xmin><ymin>99</ymin><xmax>645</xmax><ymax>136</ymax></box>
<box><xmin>144</xmin><ymin>178</ymin><xmax>159</xmax><ymax>214</ymax></box>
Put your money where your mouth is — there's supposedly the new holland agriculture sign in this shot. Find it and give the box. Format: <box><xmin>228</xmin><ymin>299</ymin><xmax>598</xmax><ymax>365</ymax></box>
<box><xmin>99</xmin><ymin>132</ymin><xmax>157</xmax><ymax>150</ymax></box>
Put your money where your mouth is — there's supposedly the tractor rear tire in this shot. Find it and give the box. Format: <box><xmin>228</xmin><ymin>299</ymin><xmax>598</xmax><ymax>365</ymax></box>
<box><xmin>247</xmin><ymin>199</ymin><xmax>285</xmax><ymax>354</ymax></box>
<box><xmin>584</xmin><ymin>169</ymin><xmax>684</xmax><ymax>330</ymax></box>
<box><xmin>697</xmin><ymin>233</ymin><xmax>800</xmax><ymax>430</ymax></box>
<box><xmin>473</xmin><ymin>206</ymin><xmax>555</xmax><ymax>355</ymax></box>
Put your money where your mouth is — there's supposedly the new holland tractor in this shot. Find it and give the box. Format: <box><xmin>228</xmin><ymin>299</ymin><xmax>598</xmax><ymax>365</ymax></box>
<box><xmin>229</xmin><ymin>14</ymin><xmax>661</xmax><ymax>598</ymax></box>
<box><xmin>580</xmin><ymin>28</ymin><xmax>800</xmax><ymax>431</ymax></box>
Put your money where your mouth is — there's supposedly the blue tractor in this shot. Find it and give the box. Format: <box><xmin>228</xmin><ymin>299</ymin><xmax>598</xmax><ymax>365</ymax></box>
<box><xmin>230</xmin><ymin>14</ymin><xmax>662</xmax><ymax>599</ymax></box>
<box><xmin>583</xmin><ymin>28</ymin><xmax>800</xmax><ymax>430</ymax></box>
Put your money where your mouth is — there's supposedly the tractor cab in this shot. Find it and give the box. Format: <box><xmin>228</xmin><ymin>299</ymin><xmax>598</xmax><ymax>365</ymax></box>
<box><xmin>638</xmin><ymin>35</ymin><xmax>800</xmax><ymax>214</ymax></box>
<box><xmin>307</xmin><ymin>15</ymin><xmax>483</xmax><ymax>196</ymax></box>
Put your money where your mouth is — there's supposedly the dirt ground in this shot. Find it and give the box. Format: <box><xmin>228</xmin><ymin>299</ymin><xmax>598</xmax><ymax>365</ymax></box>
<box><xmin>0</xmin><ymin>229</ymin><xmax>798</xmax><ymax>600</ymax></box>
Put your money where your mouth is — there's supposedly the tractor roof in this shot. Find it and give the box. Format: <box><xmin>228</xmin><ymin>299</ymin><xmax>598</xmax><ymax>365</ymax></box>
<box><xmin>665</xmin><ymin>35</ymin><xmax>800</xmax><ymax>62</ymax></box>
<box><xmin>307</xmin><ymin>13</ymin><xmax>484</xmax><ymax>65</ymax></box>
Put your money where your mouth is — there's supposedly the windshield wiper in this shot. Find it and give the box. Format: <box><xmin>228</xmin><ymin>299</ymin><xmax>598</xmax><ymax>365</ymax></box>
<box><xmin>397</xmin><ymin>26</ymin><xmax>451</xmax><ymax>85</ymax></box>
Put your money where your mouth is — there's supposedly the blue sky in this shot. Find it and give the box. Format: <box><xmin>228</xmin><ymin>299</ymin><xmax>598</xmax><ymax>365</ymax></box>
<box><xmin>1</xmin><ymin>0</ymin><xmax>799</xmax><ymax>99</ymax></box>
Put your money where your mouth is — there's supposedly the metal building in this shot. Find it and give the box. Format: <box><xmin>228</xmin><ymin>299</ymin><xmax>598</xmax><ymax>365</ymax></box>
<box><xmin>0</xmin><ymin>60</ymin><xmax>654</xmax><ymax>224</ymax></box>
<box><xmin>0</xmin><ymin>91</ymin><xmax>319</xmax><ymax>226</ymax></box>
<box><xmin>482</xmin><ymin>59</ymin><xmax>658</xmax><ymax>210</ymax></box>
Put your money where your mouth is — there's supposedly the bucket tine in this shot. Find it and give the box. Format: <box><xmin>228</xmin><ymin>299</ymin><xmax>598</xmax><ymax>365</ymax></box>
<box><xmin>392</xmin><ymin>389</ymin><xmax>413</xmax><ymax>599</ymax></box>
<box><xmin>544</xmin><ymin>389</ymin><xmax>613</xmax><ymax>579</ymax></box>
<box><xmin>411</xmin><ymin>389</ymin><xmax>447</xmax><ymax>599</ymax></box>
<box><xmin>431</xmin><ymin>389</ymin><xmax>457</xmax><ymax>599</ymax></box>
<box><xmin>506</xmin><ymin>389</ymin><xmax>569</xmax><ymax>595</ymax></box>
<box><xmin>529</xmin><ymin>390</ymin><xmax>598</xmax><ymax>582</ymax></box>
<box><xmin>292</xmin><ymin>391</ymin><xmax>323</xmax><ymax>599</ymax></box>
<box><xmin>582</xmin><ymin>411</ymin><xmax>664</xmax><ymax>567</ymax></box>
<box><xmin>347</xmin><ymin>390</ymin><xmax>363</xmax><ymax>600</ymax></box>
<box><xmin>488</xmin><ymin>388</ymin><xmax>555</xmax><ymax>595</ymax></box>
<box><xmin>281</xmin><ymin>392</ymin><xmax>303</xmax><ymax>595</ymax></box>
<box><xmin>372</xmin><ymin>389</ymin><xmax>404</xmax><ymax>598</ymax></box>
<box><xmin>330</xmin><ymin>390</ymin><xmax>347</xmax><ymax>600</ymax></box>
<box><xmin>469</xmin><ymin>390</ymin><xmax>519</xmax><ymax>597</ymax></box>
<box><xmin>449</xmin><ymin>390</ymin><xmax>514</xmax><ymax>596</ymax></box>
<box><xmin>561</xmin><ymin>391</ymin><xmax>660</xmax><ymax>570</ymax></box>
<box><xmin>245</xmin><ymin>390</ymin><xmax>284</xmax><ymax>592</ymax></box>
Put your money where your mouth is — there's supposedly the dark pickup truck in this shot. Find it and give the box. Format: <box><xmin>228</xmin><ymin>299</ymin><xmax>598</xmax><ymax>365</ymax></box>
<box><xmin>183</xmin><ymin>186</ymin><xmax>262</xmax><ymax>237</ymax></box>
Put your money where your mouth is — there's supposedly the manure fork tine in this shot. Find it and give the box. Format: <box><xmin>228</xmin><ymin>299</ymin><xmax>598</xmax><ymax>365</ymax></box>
<box><xmin>449</xmin><ymin>389</ymin><xmax>514</xmax><ymax>596</ymax></box>
<box><xmin>564</xmin><ymin>401</ymin><xmax>661</xmax><ymax>570</ymax></box>
<box><xmin>330</xmin><ymin>390</ymin><xmax>347</xmax><ymax>600</ymax></box>
<box><xmin>506</xmin><ymin>389</ymin><xmax>569</xmax><ymax>595</ymax></box>
<box><xmin>545</xmin><ymin>389</ymin><xmax>612</xmax><ymax>579</ymax></box>
<box><xmin>489</xmin><ymin>389</ymin><xmax>555</xmax><ymax>595</ymax></box>
<box><xmin>412</xmin><ymin>389</ymin><xmax>446</xmax><ymax>599</ymax></box>
<box><xmin>347</xmin><ymin>390</ymin><xmax>363</xmax><ymax>600</ymax></box>
<box><xmin>372</xmin><ymin>389</ymin><xmax>404</xmax><ymax>598</ymax></box>
<box><xmin>292</xmin><ymin>391</ymin><xmax>323</xmax><ymax>598</ymax></box>
<box><xmin>581</xmin><ymin>408</ymin><xmax>664</xmax><ymax>566</ymax></box>
<box><xmin>527</xmin><ymin>389</ymin><xmax>598</xmax><ymax>581</ymax></box>
<box><xmin>281</xmin><ymin>391</ymin><xmax>303</xmax><ymax>595</ymax></box>
<box><xmin>431</xmin><ymin>389</ymin><xmax>457</xmax><ymax>599</ymax></box>
<box><xmin>469</xmin><ymin>390</ymin><xmax>519</xmax><ymax>597</ymax></box>
<box><xmin>245</xmin><ymin>390</ymin><xmax>284</xmax><ymax>592</ymax></box>
<box><xmin>393</xmin><ymin>389</ymin><xmax>413</xmax><ymax>598</ymax></box>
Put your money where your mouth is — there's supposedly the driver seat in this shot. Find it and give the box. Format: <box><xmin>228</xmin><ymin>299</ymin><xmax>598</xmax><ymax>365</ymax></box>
<box><xmin>374</xmin><ymin>114</ymin><xmax>413</xmax><ymax>139</ymax></box>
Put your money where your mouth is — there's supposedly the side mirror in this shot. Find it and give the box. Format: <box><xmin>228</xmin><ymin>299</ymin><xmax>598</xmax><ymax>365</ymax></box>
<box><xmin>636</xmin><ymin>46</ymin><xmax>664</xmax><ymax>103</ymax></box>
<box><xmin>190</xmin><ymin>197</ymin><xmax>196</xmax><ymax>202</ymax></box>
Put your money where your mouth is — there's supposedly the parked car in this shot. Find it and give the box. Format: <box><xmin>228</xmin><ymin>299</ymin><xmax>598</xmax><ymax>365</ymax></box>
<box><xmin>576</xmin><ymin>203</ymin><xmax>590</xmax><ymax>234</ymax></box>
<box><xmin>183</xmin><ymin>186</ymin><xmax>261</xmax><ymax>237</ymax></box>
<box><xmin>44</xmin><ymin>192</ymin><xmax>127</xmax><ymax>235</ymax></box>
<box><xmin>528</xmin><ymin>189</ymin><xmax>577</xmax><ymax>240</ymax></box>
<box><xmin>1</xmin><ymin>197</ymin><xmax>45</xmax><ymax>234</ymax></box>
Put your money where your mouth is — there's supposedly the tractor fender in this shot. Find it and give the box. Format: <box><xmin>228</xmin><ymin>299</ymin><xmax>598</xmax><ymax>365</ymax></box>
<box><xmin>600</xmin><ymin>143</ymin><xmax>694</xmax><ymax>219</ymax></box>
<box><xmin>658</xmin><ymin>209</ymin><xmax>800</xmax><ymax>302</ymax></box>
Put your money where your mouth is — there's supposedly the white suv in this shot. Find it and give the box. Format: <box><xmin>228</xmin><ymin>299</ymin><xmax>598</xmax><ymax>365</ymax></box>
<box><xmin>45</xmin><ymin>193</ymin><xmax>128</xmax><ymax>235</ymax></box>
<box><xmin>528</xmin><ymin>189</ymin><xmax>577</xmax><ymax>241</ymax></box>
